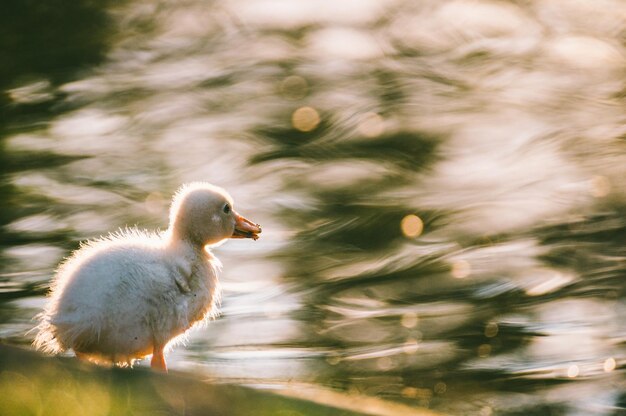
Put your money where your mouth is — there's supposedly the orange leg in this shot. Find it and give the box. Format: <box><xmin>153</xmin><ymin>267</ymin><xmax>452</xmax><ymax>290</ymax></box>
<box><xmin>150</xmin><ymin>345</ymin><xmax>168</xmax><ymax>373</ymax></box>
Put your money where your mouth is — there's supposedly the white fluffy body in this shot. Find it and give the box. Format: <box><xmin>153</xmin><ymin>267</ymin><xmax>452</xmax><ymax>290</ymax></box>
<box><xmin>33</xmin><ymin>182</ymin><xmax>240</xmax><ymax>366</ymax></box>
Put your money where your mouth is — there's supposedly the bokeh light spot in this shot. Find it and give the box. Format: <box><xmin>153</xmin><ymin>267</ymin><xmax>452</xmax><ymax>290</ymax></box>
<box><xmin>376</xmin><ymin>356</ymin><xmax>394</xmax><ymax>371</ymax></box>
<box><xmin>401</xmin><ymin>312</ymin><xmax>418</xmax><ymax>328</ymax></box>
<box><xmin>401</xmin><ymin>387</ymin><xmax>418</xmax><ymax>399</ymax></box>
<box><xmin>402</xmin><ymin>387</ymin><xmax>433</xmax><ymax>401</ymax></box>
<box><xmin>567</xmin><ymin>365</ymin><xmax>579</xmax><ymax>378</ymax></box>
<box><xmin>326</xmin><ymin>353</ymin><xmax>341</xmax><ymax>366</ymax></box>
<box><xmin>434</xmin><ymin>382</ymin><xmax>447</xmax><ymax>394</ymax></box>
<box><xmin>400</xmin><ymin>214</ymin><xmax>423</xmax><ymax>238</ymax></box>
<box><xmin>358</xmin><ymin>112</ymin><xmax>384</xmax><ymax>138</ymax></box>
<box><xmin>484</xmin><ymin>322</ymin><xmax>498</xmax><ymax>338</ymax></box>
<box><xmin>478</xmin><ymin>344</ymin><xmax>491</xmax><ymax>358</ymax></box>
<box><xmin>292</xmin><ymin>106</ymin><xmax>320</xmax><ymax>132</ymax></box>
<box><xmin>402</xmin><ymin>338</ymin><xmax>419</xmax><ymax>354</ymax></box>
<box><xmin>451</xmin><ymin>260</ymin><xmax>471</xmax><ymax>279</ymax></box>
<box><xmin>603</xmin><ymin>357</ymin><xmax>616</xmax><ymax>373</ymax></box>
<box><xmin>280</xmin><ymin>75</ymin><xmax>308</xmax><ymax>100</ymax></box>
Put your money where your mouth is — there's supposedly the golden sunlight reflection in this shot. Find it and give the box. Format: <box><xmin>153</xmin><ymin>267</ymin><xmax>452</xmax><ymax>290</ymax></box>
<box><xmin>400</xmin><ymin>214</ymin><xmax>423</xmax><ymax>238</ymax></box>
<box><xmin>291</xmin><ymin>106</ymin><xmax>320</xmax><ymax>132</ymax></box>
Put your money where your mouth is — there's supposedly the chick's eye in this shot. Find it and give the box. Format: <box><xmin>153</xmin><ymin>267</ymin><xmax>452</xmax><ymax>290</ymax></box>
<box><xmin>223</xmin><ymin>203</ymin><xmax>231</xmax><ymax>214</ymax></box>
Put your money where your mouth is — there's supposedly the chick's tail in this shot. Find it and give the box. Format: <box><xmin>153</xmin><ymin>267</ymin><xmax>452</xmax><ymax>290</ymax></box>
<box><xmin>32</xmin><ymin>312</ymin><xmax>63</xmax><ymax>354</ymax></box>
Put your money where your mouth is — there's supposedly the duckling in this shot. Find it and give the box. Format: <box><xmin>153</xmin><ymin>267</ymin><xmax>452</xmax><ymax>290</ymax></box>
<box><xmin>33</xmin><ymin>182</ymin><xmax>261</xmax><ymax>372</ymax></box>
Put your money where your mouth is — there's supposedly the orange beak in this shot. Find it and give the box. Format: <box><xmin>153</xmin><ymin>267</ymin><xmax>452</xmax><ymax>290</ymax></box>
<box><xmin>231</xmin><ymin>212</ymin><xmax>262</xmax><ymax>240</ymax></box>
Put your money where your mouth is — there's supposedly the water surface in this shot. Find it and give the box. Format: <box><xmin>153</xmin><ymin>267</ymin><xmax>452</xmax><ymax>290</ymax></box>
<box><xmin>1</xmin><ymin>1</ymin><xmax>625</xmax><ymax>415</ymax></box>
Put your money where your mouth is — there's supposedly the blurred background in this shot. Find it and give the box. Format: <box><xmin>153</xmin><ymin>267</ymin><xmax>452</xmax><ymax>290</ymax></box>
<box><xmin>1</xmin><ymin>0</ymin><xmax>625</xmax><ymax>414</ymax></box>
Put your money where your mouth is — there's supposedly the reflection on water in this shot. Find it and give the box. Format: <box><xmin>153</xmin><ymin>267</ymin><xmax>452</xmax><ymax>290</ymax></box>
<box><xmin>1</xmin><ymin>0</ymin><xmax>625</xmax><ymax>414</ymax></box>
